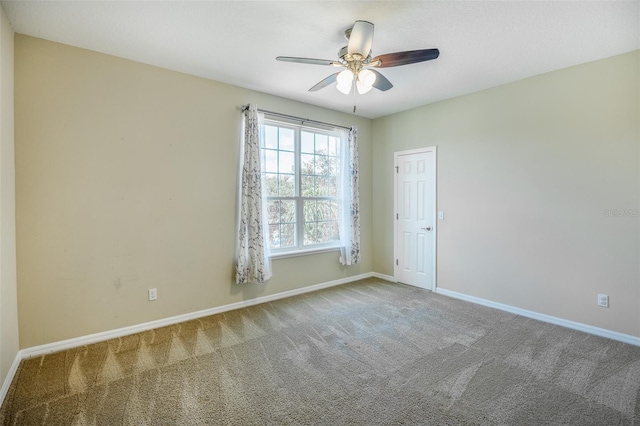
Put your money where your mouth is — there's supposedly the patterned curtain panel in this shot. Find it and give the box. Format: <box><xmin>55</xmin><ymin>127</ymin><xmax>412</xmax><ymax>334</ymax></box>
<box><xmin>236</xmin><ymin>104</ymin><xmax>272</xmax><ymax>284</ymax></box>
<box><xmin>339</xmin><ymin>126</ymin><xmax>361</xmax><ymax>265</ymax></box>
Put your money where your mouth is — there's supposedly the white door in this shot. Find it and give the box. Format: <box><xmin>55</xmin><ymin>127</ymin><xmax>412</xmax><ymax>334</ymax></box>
<box><xmin>394</xmin><ymin>148</ymin><xmax>436</xmax><ymax>290</ymax></box>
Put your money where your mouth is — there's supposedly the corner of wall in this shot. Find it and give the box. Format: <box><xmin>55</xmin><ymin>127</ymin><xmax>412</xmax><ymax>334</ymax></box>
<box><xmin>0</xmin><ymin>3</ymin><xmax>19</xmax><ymax>396</ymax></box>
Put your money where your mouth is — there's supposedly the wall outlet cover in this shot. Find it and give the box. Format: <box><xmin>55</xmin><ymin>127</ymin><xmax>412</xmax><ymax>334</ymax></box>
<box><xmin>597</xmin><ymin>294</ymin><xmax>608</xmax><ymax>308</ymax></box>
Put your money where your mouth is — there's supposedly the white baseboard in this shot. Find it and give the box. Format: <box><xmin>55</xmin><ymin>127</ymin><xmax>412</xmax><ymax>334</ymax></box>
<box><xmin>371</xmin><ymin>272</ymin><xmax>396</xmax><ymax>282</ymax></box>
<box><xmin>0</xmin><ymin>350</ymin><xmax>22</xmax><ymax>407</ymax></box>
<box><xmin>436</xmin><ymin>287</ymin><xmax>640</xmax><ymax>347</ymax></box>
<box><xmin>20</xmin><ymin>272</ymin><xmax>375</xmax><ymax>360</ymax></box>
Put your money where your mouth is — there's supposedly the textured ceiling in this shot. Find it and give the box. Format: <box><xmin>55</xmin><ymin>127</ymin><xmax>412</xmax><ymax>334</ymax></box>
<box><xmin>2</xmin><ymin>1</ymin><xmax>639</xmax><ymax>119</ymax></box>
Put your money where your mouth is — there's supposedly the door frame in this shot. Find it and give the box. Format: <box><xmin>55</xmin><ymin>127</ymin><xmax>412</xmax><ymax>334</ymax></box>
<box><xmin>393</xmin><ymin>146</ymin><xmax>437</xmax><ymax>290</ymax></box>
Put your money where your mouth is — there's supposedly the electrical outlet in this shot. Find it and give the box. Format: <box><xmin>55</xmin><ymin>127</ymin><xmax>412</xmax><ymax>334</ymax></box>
<box><xmin>148</xmin><ymin>288</ymin><xmax>158</xmax><ymax>301</ymax></box>
<box><xmin>597</xmin><ymin>293</ymin><xmax>608</xmax><ymax>308</ymax></box>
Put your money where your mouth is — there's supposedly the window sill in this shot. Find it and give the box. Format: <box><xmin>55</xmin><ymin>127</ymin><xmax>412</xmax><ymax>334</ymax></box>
<box><xmin>271</xmin><ymin>246</ymin><xmax>341</xmax><ymax>260</ymax></box>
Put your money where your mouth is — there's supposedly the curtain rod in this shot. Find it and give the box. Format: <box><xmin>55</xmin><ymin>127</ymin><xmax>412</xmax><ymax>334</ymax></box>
<box><xmin>240</xmin><ymin>105</ymin><xmax>351</xmax><ymax>131</ymax></box>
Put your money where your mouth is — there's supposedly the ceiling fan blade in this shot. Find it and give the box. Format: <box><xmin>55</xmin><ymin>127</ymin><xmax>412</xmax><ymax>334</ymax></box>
<box><xmin>369</xmin><ymin>70</ymin><xmax>393</xmax><ymax>91</ymax></box>
<box><xmin>276</xmin><ymin>56</ymin><xmax>339</xmax><ymax>66</ymax></box>
<box><xmin>309</xmin><ymin>73</ymin><xmax>340</xmax><ymax>92</ymax></box>
<box><xmin>347</xmin><ymin>20</ymin><xmax>374</xmax><ymax>56</ymax></box>
<box><xmin>371</xmin><ymin>48</ymin><xmax>440</xmax><ymax>68</ymax></box>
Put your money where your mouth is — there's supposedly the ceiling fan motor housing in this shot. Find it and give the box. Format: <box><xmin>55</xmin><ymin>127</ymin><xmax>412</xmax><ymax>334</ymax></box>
<box><xmin>344</xmin><ymin>26</ymin><xmax>353</xmax><ymax>40</ymax></box>
<box><xmin>337</xmin><ymin>46</ymin><xmax>371</xmax><ymax>67</ymax></box>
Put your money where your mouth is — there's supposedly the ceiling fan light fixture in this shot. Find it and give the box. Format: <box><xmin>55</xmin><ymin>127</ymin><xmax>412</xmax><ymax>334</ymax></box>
<box><xmin>336</xmin><ymin>69</ymin><xmax>354</xmax><ymax>94</ymax></box>
<box><xmin>276</xmin><ymin>20</ymin><xmax>439</xmax><ymax>100</ymax></box>
<box><xmin>356</xmin><ymin>69</ymin><xmax>376</xmax><ymax>94</ymax></box>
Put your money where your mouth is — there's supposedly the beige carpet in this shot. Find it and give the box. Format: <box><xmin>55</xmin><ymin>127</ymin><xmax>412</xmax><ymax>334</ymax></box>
<box><xmin>2</xmin><ymin>277</ymin><xmax>640</xmax><ymax>425</ymax></box>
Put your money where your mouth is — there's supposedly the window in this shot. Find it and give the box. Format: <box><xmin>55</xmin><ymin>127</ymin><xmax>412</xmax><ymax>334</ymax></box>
<box><xmin>261</xmin><ymin>120</ymin><xmax>344</xmax><ymax>254</ymax></box>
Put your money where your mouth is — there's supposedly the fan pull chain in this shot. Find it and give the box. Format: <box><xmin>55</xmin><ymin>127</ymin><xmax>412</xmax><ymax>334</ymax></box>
<box><xmin>353</xmin><ymin>82</ymin><xmax>357</xmax><ymax>113</ymax></box>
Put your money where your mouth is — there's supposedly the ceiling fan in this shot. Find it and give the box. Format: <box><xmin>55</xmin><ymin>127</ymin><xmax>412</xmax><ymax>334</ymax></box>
<box><xmin>276</xmin><ymin>20</ymin><xmax>439</xmax><ymax>100</ymax></box>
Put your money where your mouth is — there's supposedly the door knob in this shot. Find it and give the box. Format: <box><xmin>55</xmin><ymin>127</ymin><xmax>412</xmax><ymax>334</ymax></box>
<box><xmin>421</xmin><ymin>227</ymin><xmax>432</xmax><ymax>231</ymax></box>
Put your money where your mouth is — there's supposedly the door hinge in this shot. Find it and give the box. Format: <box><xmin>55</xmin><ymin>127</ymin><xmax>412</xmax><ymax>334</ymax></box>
<box><xmin>395</xmin><ymin>166</ymin><xmax>399</xmax><ymax>173</ymax></box>
<box><xmin>396</xmin><ymin>259</ymin><xmax>399</xmax><ymax>266</ymax></box>
<box><xmin>396</xmin><ymin>213</ymin><xmax>398</xmax><ymax>220</ymax></box>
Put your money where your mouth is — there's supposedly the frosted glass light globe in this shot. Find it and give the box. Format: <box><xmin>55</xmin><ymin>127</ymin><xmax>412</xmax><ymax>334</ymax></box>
<box><xmin>336</xmin><ymin>69</ymin><xmax>354</xmax><ymax>94</ymax></box>
<box><xmin>356</xmin><ymin>69</ymin><xmax>376</xmax><ymax>94</ymax></box>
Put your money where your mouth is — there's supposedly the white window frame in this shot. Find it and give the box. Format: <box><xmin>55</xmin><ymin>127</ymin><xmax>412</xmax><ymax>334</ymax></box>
<box><xmin>261</xmin><ymin>118</ymin><xmax>345</xmax><ymax>258</ymax></box>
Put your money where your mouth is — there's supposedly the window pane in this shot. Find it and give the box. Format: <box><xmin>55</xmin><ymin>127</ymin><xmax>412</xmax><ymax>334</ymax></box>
<box><xmin>279</xmin><ymin>174</ymin><xmax>294</xmax><ymax>197</ymax></box>
<box><xmin>267</xmin><ymin>200</ymin><xmax>280</xmax><ymax>225</ymax></box>
<box><xmin>301</xmin><ymin>154</ymin><xmax>314</xmax><ymax>176</ymax></box>
<box><xmin>330</xmin><ymin>221</ymin><xmax>340</xmax><ymax>241</ymax></box>
<box><xmin>267</xmin><ymin>199</ymin><xmax>297</xmax><ymax>249</ymax></box>
<box><xmin>264</xmin><ymin>149</ymin><xmax>278</xmax><ymax>173</ymax></box>
<box><xmin>280</xmin><ymin>128</ymin><xmax>294</xmax><ymax>151</ymax></box>
<box><xmin>329</xmin><ymin>200</ymin><xmax>338</xmax><ymax>221</ymax></box>
<box><xmin>280</xmin><ymin>224</ymin><xmax>296</xmax><ymax>248</ymax></box>
<box><xmin>304</xmin><ymin>200</ymin><xmax>317</xmax><ymax>222</ymax></box>
<box><xmin>264</xmin><ymin>126</ymin><xmax>278</xmax><ymax>149</ymax></box>
<box><xmin>316</xmin><ymin>155</ymin><xmax>338</xmax><ymax>175</ymax></box>
<box><xmin>268</xmin><ymin>224</ymin><xmax>280</xmax><ymax>249</ymax></box>
<box><xmin>279</xmin><ymin>151</ymin><xmax>295</xmax><ymax>174</ymax></box>
<box><xmin>327</xmin><ymin>176</ymin><xmax>338</xmax><ymax>197</ymax></box>
<box><xmin>315</xmin><ymin>134</ymin><xmax>328</xmax><ymax>154</ymax></box>
<box><xmin>313</xmin><ymin>154</ymin><xmax>322</xmax><ymax>175</ymax></box>
<box><xmin>328</xmin><ymin>137</ymin><xmax>338</xmax><ymax>156</ymax></box>
<box><xmin>318</xmin><ymin>222</ymin><xmax>333</xmax><ymax>244</ymax></box>
<box><xmin>301</xmin><ymin>132</ymin><xmax>314</xmax><ymax>154</ymax></box>
<box><xmin>265</xmin><ymin>173</ymin><xmax>278</xmax><ymax>197</ymax></box>
<box><xmin>301</xmin><ymin>175</ymin><xmax>314</xmax><ymax>197</ymax></box>
<box><xmin>316</xmin><ymin>200</ymin><xmax>330</xmax><ymax>221</ymax></box>
<box><xmin>304</xmin><ymin>222</ymin><xmax>317</xmax><ymax>245</ymax></box>
<box><xmin>315</xmin><ymin>179</ymin><xmax>325</xmax><ymax>197</ymax></box>
<box><xmin>280</xmin><ymin>200</ymin><xmax>295</xmax><ymax>224</ymax></box>
<box><xmin>318</xmin><ymin>154</ymin><xmax>334</xmax><ymax>175</ymax></box>
<box><xmin>302</xmin><ymin>199</ymin><xmax>339</xmax><ymax>245</ymax></box>
<box><xmin>330</xmin><ymin>156</ymin><xmax>340</xmax><ymax>176</ymax></box>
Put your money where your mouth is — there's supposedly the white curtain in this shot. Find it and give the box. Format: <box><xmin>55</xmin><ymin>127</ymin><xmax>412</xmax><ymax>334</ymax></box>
<box><xmin>236</xmin><ymin>104</ymin><xmax>272</xmax><ymax>284</ymax></box>
<box><xmin>339</xmin><ymin>126</ymin><xmax>361</xmax><ymax>265</ymax></box>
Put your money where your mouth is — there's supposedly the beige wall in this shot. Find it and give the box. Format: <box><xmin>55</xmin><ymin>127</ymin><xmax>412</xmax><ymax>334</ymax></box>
<box><xmin>373</xmin><ymin>51</ymin><xmax>640</xmax><ymax>337</ymax></box>
<box><xmin>0</xmin><ymin>5</ymin><xmax>18</xmax><ymax>385</ymax></box>
<box><xmin>14</xmin><ymin>35</ymin><xmax>372</xmax><ymax>348</ymax></box>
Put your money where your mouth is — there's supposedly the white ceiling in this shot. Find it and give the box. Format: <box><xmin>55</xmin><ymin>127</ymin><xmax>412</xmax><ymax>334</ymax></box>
<box><xmin>2</xmin><ymin>1</ymin><xmax>639</xmax><ymax>119</ymax></box>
